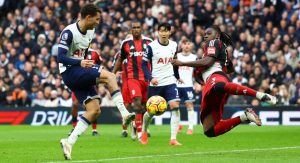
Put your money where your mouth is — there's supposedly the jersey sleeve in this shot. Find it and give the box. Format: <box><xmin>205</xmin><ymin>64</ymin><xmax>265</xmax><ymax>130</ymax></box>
<box><xmin>57</xmin><ymin>30</ymin><xmax>81</xmax><ymax>66</ymax></box>
<box><xmin>120</xmin><ymin>41</ymin><xmax>127</xmax><ymax>60</ymax></box>
<box><xmin>173</xmin><ymin>45</ymin><xmax>179</xmax><ymax>79</ymax></box>
<box><xmin>142</xmin><ymin>45</ymin><xmax>153</xmax><ymax>81</ymax></box>
<box><xmin>206</xmin><ymin>39</ymin><xmax>221</xmax><ymax>58</ymax></box>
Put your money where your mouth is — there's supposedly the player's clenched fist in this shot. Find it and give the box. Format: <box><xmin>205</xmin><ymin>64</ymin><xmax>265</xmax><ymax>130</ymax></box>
<box><xmin>80</xmin><ymin>60</ymin><xmax>95</xmax><ymax>68</ymax></box>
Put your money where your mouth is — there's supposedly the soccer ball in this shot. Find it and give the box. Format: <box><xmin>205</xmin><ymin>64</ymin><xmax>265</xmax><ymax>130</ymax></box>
<box><xmin>146</xmin><ymin>95</ymin><xmax>168</xmax><ymax>116</ymax></box>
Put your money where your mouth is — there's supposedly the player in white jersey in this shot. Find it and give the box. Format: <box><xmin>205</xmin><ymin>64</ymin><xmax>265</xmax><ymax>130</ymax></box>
<box><xmin>176</xmin><ymin>39</ymin><xmax>197</xmax><ymax>135</ymax></box>
<box><xmin>58</xmin><ymin>4</ymin><xmax>135</xmax><ymax>160</ymax></box>
<box><xmin>141</xmin><ymin>23</ymin><xmax>184</xmax><ymax>146</ymax></box>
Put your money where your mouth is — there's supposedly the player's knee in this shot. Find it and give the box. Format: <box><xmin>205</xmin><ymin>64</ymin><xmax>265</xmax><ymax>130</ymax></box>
<box><xmin>107</xmin><ymin>72</ymin><xmax>116</xmax><ymax>81</ymax></box>
<box><xmin>91</xmin><ymin>108</ymin><xmax>101</xmax><ymax>117</ymax></box>
<box><xmin>204</xmin><ymin>127</ymin><xmax>215</xmax><ymax>138</ymax></box>
<box><xmin>213</xmin><ymin>82</ymin><xmax>225</xmax><ymax>93</ymax></box>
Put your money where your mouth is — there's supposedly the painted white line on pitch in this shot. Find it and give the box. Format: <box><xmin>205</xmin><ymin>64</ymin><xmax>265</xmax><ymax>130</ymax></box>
<box><xmin>46</xmin><ymin>146</ymin><xmax>300</xmax><ymax>163</ymax></box>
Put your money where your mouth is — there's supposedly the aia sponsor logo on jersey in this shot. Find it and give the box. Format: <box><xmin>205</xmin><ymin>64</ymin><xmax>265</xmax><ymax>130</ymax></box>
<box><xmin>207</xmin><ymin>47</ymin><xmax>216</xmax><ymax>55</ymax></box>
<box><xmin>157</xmin><ymin>57</ymin><xmax>173</xmax><ymax>64</ymax></box>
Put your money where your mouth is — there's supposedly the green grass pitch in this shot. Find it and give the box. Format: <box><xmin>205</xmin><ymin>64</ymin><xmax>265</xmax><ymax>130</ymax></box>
<box><xmin>0</xmin><ymin>125</ymin><xmax>299</xmax><ymax>163</ymax></box>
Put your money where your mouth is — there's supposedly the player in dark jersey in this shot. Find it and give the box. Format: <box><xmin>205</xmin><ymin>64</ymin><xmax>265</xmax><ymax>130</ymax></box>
<box><xmin>172</xmin><ymin>25</ymin><xmax>277</xmax><ymax>137</ymax></box>
<box><xmin>113</xmin><ymin>21</ymin><xmax>152</xmax><ymax>140</ymax></box>
<box><xmin>70</xmin><ymin>49</ymin><xmax>102</xmax><ymax>136</ymax></box>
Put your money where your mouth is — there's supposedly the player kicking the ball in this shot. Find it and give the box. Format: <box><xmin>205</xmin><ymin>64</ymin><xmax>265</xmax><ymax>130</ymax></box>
<box><xmin>57</xmin><ymin>4</ymin><xmax>135</xmax><ymax>160</ymax></box>
<box><xmin>142</xmin><ymin>23</ymin><xmax>184</xmax><ymax>146</ymax></box>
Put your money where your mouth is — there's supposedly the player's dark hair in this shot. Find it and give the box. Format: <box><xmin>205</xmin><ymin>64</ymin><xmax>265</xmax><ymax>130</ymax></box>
<box><xmin>157</xmin><ymin>22</ymin><xmax>171</xmax><ymax>31</ymax></box>
<box><xmin>80</xmin><ymin>3</ymin><xmax>101</xmax><ymax>18</ymax></box>
<box><xmin>211</xmin><ymin>25</ymin><xmax>233</xmax><ymax>47</ymax></box>
<box><xmin>131</xmin><ymin>20</ymin><xmax>141</xmax><ymax>27</ymax></box>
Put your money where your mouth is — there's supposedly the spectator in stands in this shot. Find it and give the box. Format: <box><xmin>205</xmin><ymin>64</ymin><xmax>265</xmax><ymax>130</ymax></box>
<box><xmin>44</xmin><ymin>90</ymin><xmax>59</xmax><ymax>107</ymax></box>
<box><xmin>31</xmin><ymin>90</ymin><xmax>46</xmax><ymax>107</ymax></box>
<box><xmin>59</xmin><ymin>89</ymin><xmax>72</xmax><ymax>107</ymax></box>
<box><xmin>151</xmin><ymin>0</ymin><xmax>166</xmax><ymax>18</ymax></box>
<box><xmin>98</xmin><ymin>84</ymin><xmax>114</xmax><ymax>107</ymax></box>
<box><xmin>0</xmin><ymin>80</ymin><xmax>9</xmax><ymax>105</ymax></box>
<box><xmin>16</xmin><ymin>89</ymin><xmax>32</xmax><ymax>107</ymax></box>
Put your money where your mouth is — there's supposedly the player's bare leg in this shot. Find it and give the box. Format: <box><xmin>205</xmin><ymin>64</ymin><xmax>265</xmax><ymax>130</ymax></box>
<box><xmin>169</xmin><ymin>101</ymin><xmax>182</xmax><ymax>146</ymax></box>
<box><xmin>97</xmin><ymin>69</ymin><xmax>135</xmax><ymax>127</ymax></box>
<box><xmin>61</xmin><ymin>99</ymin><xmax>101</xmax><ymax>160</ymax></box>
<box><xmin>69</xmin><ymin>99</ymin><xmax>79</xmax><ymax>136</ymax></box>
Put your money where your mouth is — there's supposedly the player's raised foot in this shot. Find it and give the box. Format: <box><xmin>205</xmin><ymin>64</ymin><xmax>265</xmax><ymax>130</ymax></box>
<box><xmin>121</xmin><ymin>130</ymin><xmax>128</xmax><ymax>138</ymax></box>
<box><xmin>140</xmin><ymin>132</ymin><xmax>148</xmax><ymax>145</ymax></box>
<box><xmin>169</xmin><ymin>139</ymin><xmax>182</xmax><ymax>146</ymax></box>
<box><xmin>244</xmin><ymin>108</ymin><xmax>262</xmax><ymax>126</ymax></box>
<box><xmin>92</xmin><ymin>130</ymin><xmax>99</xmax><ymax>136</ymax></box>
<box><xmin>177</xmin><ymin>124</ymin><xmax>183</xmax><ymax>134</ymax></box>
<box><xmin>256</xmin><ymin>92</ymin><xmax>277</xmax><ymax>105</ymax></box>
<box><xmin>60</xmin><ymin>138</ymin><xmax>72</xmax><ymax>160</ymax></box>
<box><xmin>123</xmin><ymin>113</ymin><xmax>136</xmax><ymax>127</ymax></box>
<box><xmin>186</xmin><ymin>129</ymin><xmax>193</xmax><ymax>135</ymax></box>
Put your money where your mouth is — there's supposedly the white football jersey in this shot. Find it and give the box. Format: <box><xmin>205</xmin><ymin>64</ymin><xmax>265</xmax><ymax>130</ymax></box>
<box><xmin>58</xmin><ymin>22</ymin><xmax>95</xmax><ymax>73</ymax></box>
<box><xmin>145</xmin><ymin>39</ymin><xmax>178</xmax><ymax>86</ymax></box>
<box><xmin>177</xmin><ymin>53</ymin><xmax>197</xmax><ymax>87</ymax></box>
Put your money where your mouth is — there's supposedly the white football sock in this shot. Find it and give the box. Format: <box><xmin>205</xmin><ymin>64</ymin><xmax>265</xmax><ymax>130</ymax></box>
<box><xmin>112</xmin><ymin>91</ymin><xmax>129</xmax><ymax>118</ymax></box>
<box><xmin>142</xmin><ymin>112</ymin><xmax>153</xmax><ymax>132</ymax></box>
<box><xmin>240</xmin><ymin>112</ymin><xmax>248</xmax><ymax>122</ymax></box>
<box><xmin>171</xmin><ymin>109</ymin><xmax>180</xmax><ymax>140</ymax></box>
<box><xmin>187</xmin><ymin>107</ymin><xmax>195</xmax><ymax>130</ymax></box>
<box><xmin>67</xmin><ymin>118</ymin><xmax>89</xmax><ymax>145</ymax></box>
<box><xmin>256</xmin><ymin>92</ymin><xmax>264</xmax><ymax>100</ymax></box>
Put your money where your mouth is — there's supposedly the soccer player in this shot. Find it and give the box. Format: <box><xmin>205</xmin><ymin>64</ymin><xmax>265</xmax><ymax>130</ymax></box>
<box><xmin>70</xmin><ymin>49</ymin><xmax>102</xmax><ymax>137</ymax></box>
<box><xmin>141</xmin><ymin>22</ymin><xmax>184</xmax><ymax>146</ymax></box>
<box><xmin>58</xmin><ymin>4</ymin><xmax>135</xmax><ymax>160</ymax></box>
<box><xmin>176</xmin><ymin>38</ymin><xmax>197</xmax><ymax>135</ymax></box>
<box><xmin>171</xmin><ymin>25</ymin><xmax>277</xmax><ymax>138</ymax></box>
<box><xmin>113</xmin><ymin>21</ymin><xmax>152</xmax><ymax>140</ymax></box>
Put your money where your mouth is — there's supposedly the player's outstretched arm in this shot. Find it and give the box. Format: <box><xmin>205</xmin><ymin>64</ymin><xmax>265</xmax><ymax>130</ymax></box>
<box><xmin>171</xmin><ymin>56</ymin><xmax>215</xmax><ymax>68</ymax></box>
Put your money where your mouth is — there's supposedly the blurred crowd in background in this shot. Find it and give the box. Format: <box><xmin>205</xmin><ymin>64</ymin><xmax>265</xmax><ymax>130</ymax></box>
<box><xmin>0</xmin><ymin>0</ymin><xmax>300</xmax><ymax>107</ymax></box>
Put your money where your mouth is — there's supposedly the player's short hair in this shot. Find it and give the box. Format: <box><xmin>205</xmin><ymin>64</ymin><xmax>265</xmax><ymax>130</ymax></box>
<box><xmin>157</xmin><ymin>22</ymin><xmax>171</xmax><ymax>31</ymax></box>
<box><xmin>131</xmin><ymin>20</ymin><xmax>141</xmax><ymax>27</ymax></box>
<box><xmin>80</xmin><ymin>3</ymin><xmax>101</xmax><ymax>18</ymax></box>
